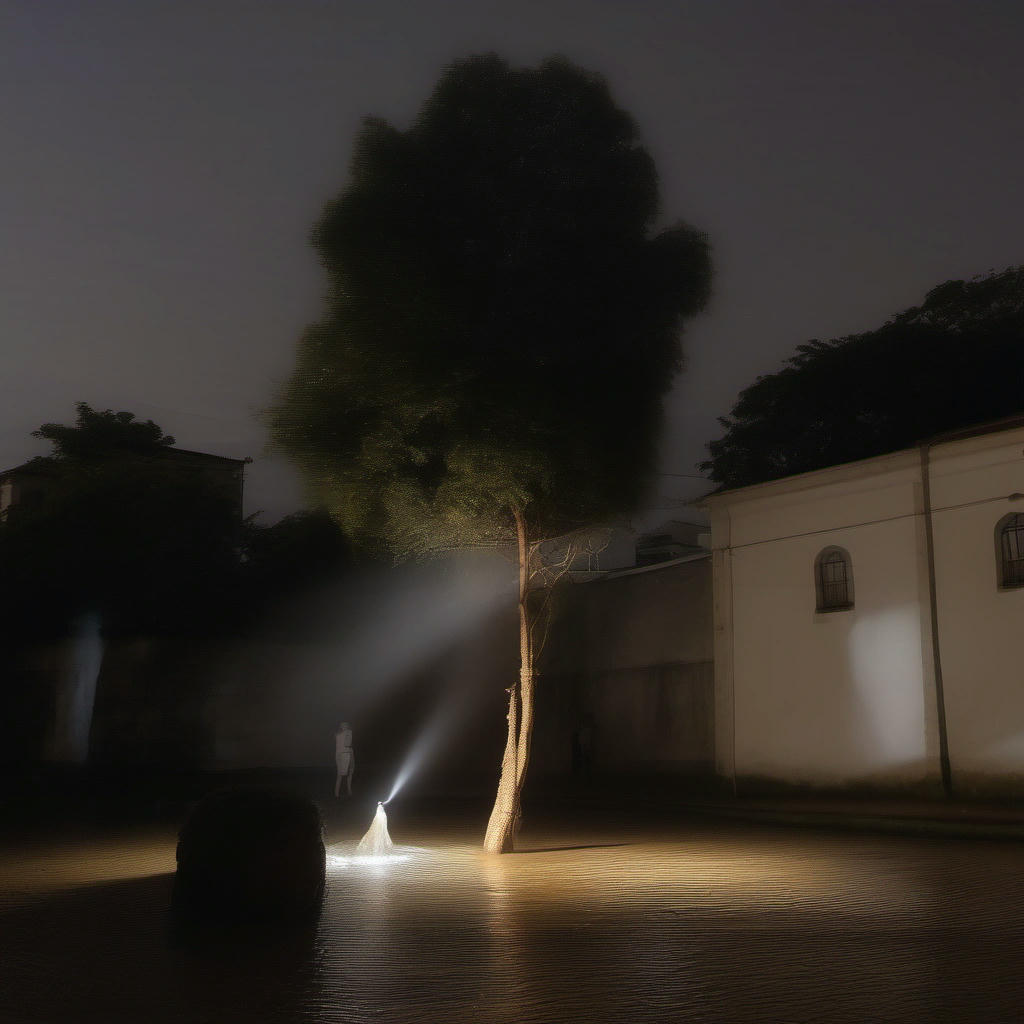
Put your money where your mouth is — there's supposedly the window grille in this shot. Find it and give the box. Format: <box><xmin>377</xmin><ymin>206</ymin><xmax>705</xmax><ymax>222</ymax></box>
<box><xmin>816</xmin><ymin>548</ymin><xmax>853</xmax><ymax>611</ymax></box>
<box><xmin>999</xmin><ymin>512</ymin><xmax>1024</xmax><ymax>589</ymax></box>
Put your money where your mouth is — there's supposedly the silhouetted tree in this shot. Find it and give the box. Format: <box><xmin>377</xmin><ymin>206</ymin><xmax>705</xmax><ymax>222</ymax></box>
<box><xmin>270</xmin><ymin>54</ymin><xmax>711</xmax><ymax>852</ymax></box>
<box><xmin>702</xmin><ymin>267</ymin><xmax>1024</xmax><ymax>489</ymax></box>
<box><xmin>33</xmin><ymin>401</ymin><xmax>175</xmax><ymax>459</ymax></box>
<box><xmin>242</xmin><ymin>509</ymin><xmax>352</xmax><ymax>593</ymax></box>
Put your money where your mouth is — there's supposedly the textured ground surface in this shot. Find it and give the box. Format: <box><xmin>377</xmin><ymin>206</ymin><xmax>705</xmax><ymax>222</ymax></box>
<box><xmin>2</xmin><ymin>801</ymin><xmax>1024</xmax><ymax>1023</ymax></box>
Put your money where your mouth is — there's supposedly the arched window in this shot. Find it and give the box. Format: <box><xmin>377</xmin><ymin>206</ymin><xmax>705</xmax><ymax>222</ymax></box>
<box><xmin>815</xmin><ymin>546</ymin><xmax>853</xmax><ymax>611</ymax></box>
<box><xmin>996</xmin><ymin>512</ymin><xmax>1024</xmax><ymax>589</ymax></box>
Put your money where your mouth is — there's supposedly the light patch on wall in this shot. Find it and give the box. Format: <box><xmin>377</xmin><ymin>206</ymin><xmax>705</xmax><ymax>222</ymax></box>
<box><xmin>47</xmin><ymin>611</ymin><xmax>104</xmax><ymax>764</ymax></box>
<box><xmin>846</xmin><ymin>605</ymin><xmax>927</xmax><ymax>770</ymax></box>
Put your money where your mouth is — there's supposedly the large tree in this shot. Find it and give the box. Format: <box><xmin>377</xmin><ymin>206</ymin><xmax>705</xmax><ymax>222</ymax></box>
<box><xmin>702</xmin><ymin>267</ymin><xmax>1024</xmax><ymax>489</ymax></box>
<box><xmin>270</xmin><ymin>54</ymin><xmax>711</xmax><ymax>852</ymax></box>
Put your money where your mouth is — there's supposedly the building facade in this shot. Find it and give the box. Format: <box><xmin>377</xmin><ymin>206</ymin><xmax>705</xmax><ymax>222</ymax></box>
<box><xmin>0</xmin><ymin>447</ymin><xmax>248</xmax><ymax>521</ymax></box>
<box><xmin>2</xmin><ymin>446</ymin><xmax>249</xmax><ymax>766</ymax></box>
<box><xmin>707</xmin><ymin>420</ymin><xmax>1024</xmax><ymax>795</ymax></box>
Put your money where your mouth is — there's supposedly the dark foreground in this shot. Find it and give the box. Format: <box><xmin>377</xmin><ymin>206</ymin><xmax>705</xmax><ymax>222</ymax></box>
<box><xmin>2</xmin><ymin>795</ymin><xmax>1024</xmax><ymax>1023</ymax></box>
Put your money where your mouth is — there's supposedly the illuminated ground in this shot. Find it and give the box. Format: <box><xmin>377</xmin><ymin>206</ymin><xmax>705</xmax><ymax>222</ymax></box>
<box><xmin>2</xmin><ymin>802</ymin><xmax>1024</xmax><ymax>1022</ymax></box>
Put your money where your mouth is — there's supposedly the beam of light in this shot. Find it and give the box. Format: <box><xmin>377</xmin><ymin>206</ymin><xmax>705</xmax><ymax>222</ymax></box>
<box><xmin>209</xmin><ymin>552</ymin><xmax>516</xmax><ymax>768</ymax></box>
<box><xmin>382</xmin><ymin>698</ymin><xmax>460</xmax><ymax>805</ymax></box>
<box><xmin>47</xmin><ymin>611</ymin><xmax>104</xmax><ymax>764</ymax></box>
<box><xmin>379</xmin><ymin>618</ymin><xmax>493</xmax><ymax>804</ymax></box>
<box><xmin>329</xmin><ymin>554</ymin><xmax>515</xmax><ymax>700</ymax></box>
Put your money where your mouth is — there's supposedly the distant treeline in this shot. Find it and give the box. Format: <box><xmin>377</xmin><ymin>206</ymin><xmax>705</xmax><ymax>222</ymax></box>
<box><xmin>702</xmin><ymin>266</ymin><xmax>1024</xmax><ymax>488</ymax></box>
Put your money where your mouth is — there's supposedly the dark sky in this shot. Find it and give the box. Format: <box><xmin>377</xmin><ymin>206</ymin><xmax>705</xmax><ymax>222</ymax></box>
<box><xmin>4</xmin><ymin>1</ymin><xmax>1023</xmax><ymax>523</ymax></box>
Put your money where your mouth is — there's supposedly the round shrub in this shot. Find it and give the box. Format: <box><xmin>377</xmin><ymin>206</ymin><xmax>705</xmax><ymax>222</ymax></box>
<box><xmin>174</xmin><ymin>787</ymin><xmax>325</xmax><ymax>922</ymax></box>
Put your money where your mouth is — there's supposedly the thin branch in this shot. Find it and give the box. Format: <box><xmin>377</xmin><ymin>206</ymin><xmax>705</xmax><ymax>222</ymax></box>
<box><xmin>525</xmin><ymin>526</ymin><xmax>614</xmax><ymax>659</ymax></box>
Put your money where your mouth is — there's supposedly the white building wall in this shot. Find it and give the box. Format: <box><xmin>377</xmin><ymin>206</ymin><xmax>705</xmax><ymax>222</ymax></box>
<box><xmin>929</xmin><ymin>431</ymin><xmax>1024</xmax><ymax>785</ymax></box>
<box><xmin>711</xmin><ymin>424</ymin><xmax>1024</xmax><ymax>793</ymax></box>
<box><xmin>711</xmin><ymin>454</ymin><xmax>942</xmax><ymax>790</ymax></box>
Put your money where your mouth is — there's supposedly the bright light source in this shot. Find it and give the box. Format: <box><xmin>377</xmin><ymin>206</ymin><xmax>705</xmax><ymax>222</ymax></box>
<box><xmin>324</xmin><ymin>805</ymin><xmax>432</xmax><ymax>872</ymax></box>
<box><xmin>325</xmin><ymin>839</ymin><xmax>429</xmax><ymax>872</ymax></box>
<box><xmin>355</xmin><ymin>802</ymin><xmax>395</xmax><ymax>856</ymax></box>
<box><xmin>326</xmin><ymin>851</ymin><xmax>412</xmax><ymax>870</ymax></box>
<box><xmin>382</xmin><ymin>688</ymin><xmax>472</xmax><ymax>804</ymax></box>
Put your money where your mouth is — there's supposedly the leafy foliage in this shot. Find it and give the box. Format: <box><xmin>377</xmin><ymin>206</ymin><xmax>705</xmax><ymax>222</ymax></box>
<box><xmin>270</xmin><ymin>54</ymin><xmax>712</xmax><ymax>555</ymax></box>
<box><xmin>33</xmin><ymin>402</ymin><xmax>175</xmax><ymax>459</ymax></box>
<box><xmin>701</xmin><ymin>267</ymin><xmax>1024</xmax><ymax>489</ymax></box>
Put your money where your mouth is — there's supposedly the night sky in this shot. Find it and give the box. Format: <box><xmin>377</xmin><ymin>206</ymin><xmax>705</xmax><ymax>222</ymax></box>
<box><xmin>4</xmin><ymin>1</ymin><xmax>1023</xmax><ymax>523</ymax></box>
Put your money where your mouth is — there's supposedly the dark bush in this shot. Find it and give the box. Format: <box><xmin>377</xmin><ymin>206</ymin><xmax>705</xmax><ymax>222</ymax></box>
<box><xmin>173</xmin><ymin>787</ymin><xmax>325</xmax><ymax>922</ymax></box>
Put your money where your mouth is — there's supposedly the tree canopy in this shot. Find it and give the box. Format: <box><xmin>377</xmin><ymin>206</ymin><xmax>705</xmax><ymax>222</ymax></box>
<box><xmin>701</xmin><ymin>266</ymin><xmax>1024</xmax><ymax>489</ymax></box>
<box><xmin>33</xmin><ymin>402</ymin><xmax>175</xmax><ymax>460</ymax></box>
<box><xmin>270</xmin><ymin>53</ymin><xmax>712</xmax><ymax>852</ymax></box>
<box><xmin>270</xmin><ymin>53</ymin><xmax>711</xmax><ymax>556</ymax></box>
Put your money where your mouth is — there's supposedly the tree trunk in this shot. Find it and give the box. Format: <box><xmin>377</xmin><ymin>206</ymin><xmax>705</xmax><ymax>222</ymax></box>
<box><xmin>483</xmin><ymin>684</ymin><xmax>519</xmax><ymax>853</ymax></box>
<box><xmin>483</xmin><ymin>506</ymin><xmax>534</xmax><ymax>854</ymax></box>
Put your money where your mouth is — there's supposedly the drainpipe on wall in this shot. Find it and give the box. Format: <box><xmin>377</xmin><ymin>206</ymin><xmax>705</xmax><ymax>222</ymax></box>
<box><xmin>728</xmin><ymin>546</ymin><xmax>738</xmax><ymax>799</ymax></box>
<box><xmin>919</xmin><ymin>443</ymin><xmax>953</xmax><ymax>798</ymax></box>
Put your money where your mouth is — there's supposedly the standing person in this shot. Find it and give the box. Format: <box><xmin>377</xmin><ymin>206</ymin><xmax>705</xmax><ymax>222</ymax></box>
<box><xmin>334</xmin><ymin>721</ymin><xmax>354</xmax><ymax>797</ymax></box>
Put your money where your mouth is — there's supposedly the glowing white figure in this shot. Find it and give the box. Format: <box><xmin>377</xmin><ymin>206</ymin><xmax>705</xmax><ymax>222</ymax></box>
<box><xmin>355</xmin><ymin>802</ymin><xmax>394</xmax><ymax>856</ymax></box>
<box><xmin>48</xmin><ymin>612</ymin><xmax>104</xmax><ymax>764</ymax></box>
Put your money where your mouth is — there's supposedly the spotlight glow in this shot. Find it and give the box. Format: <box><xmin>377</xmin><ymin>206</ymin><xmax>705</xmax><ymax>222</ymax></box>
<box><xmin>356</xmin><ymin>802</ymin><xmax>395</xmax><ymax>856</ymax></box>
<box><xmin>326</xmin><ymin>851</ymin><xmax>412</xmax><ymax>870</ymax></box>
<box><xmin>48</xmin><ymin>611</ymin><xmax>104</xmax><ymax>764</ymax></box>
<box><xmin>382</xmin><ymin>693</ymin><xmax>469</xmax><ymax>804</ymax></box>
<box><xmin>325</xmin><ymin>802</ymin><xmax>431</xmax><ymax>871</ymax></box>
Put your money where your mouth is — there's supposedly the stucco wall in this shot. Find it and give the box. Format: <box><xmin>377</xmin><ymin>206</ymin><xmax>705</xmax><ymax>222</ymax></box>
<box><xmin>929</xmin><ymin>432</ymin><xmax>1024</xmax><ymax>786</ymax></box>
<box><xmin>535</xmin><ymin>557</ymin><xmax>714</xmax><ymax>777</ymax></box>
<box><xmin>711</xmin><ymin>456</ymin><xmax>940</xmax><ymax>790</ymax></box>
<box><xmin>711</xmin><ymin>424</ymin><xmax>1024</xmax><ymax>794</ymax></box>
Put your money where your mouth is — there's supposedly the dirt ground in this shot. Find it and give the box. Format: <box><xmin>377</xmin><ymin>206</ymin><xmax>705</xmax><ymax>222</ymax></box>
<box><xmin>2</xmin><ymin>792</ymin><xmax>1024</xmax><ymax>1022</ymax></box>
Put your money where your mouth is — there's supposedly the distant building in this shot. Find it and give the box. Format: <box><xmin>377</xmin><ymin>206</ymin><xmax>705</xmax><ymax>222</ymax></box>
<box><xmin>0</xmin><ymin>458</ymin><xmax>55</xmax><ymax>517</ymax></box>
<box><xmin>2</xmin><ymin>445</ymin><xmax>250</xmax><ymax>766</ymax></box>
<box><xmin>560</xmin><ymin>506</ymin><xmax>711</xmax><ymax>577</ymax></box>
<box><xmin>706</xmin><ymin>417</ymin><xmax>1024</xmax><ymax>796</ymax></box>
<box><xmin>0</xmin><ymin>447</ymin><xmax>249</xmax><ymax>521</ymax></box>
<box><xmin>635</xmin><ymin>518</ymin><xmax>710</xmax><ymax>566</ymax></box>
